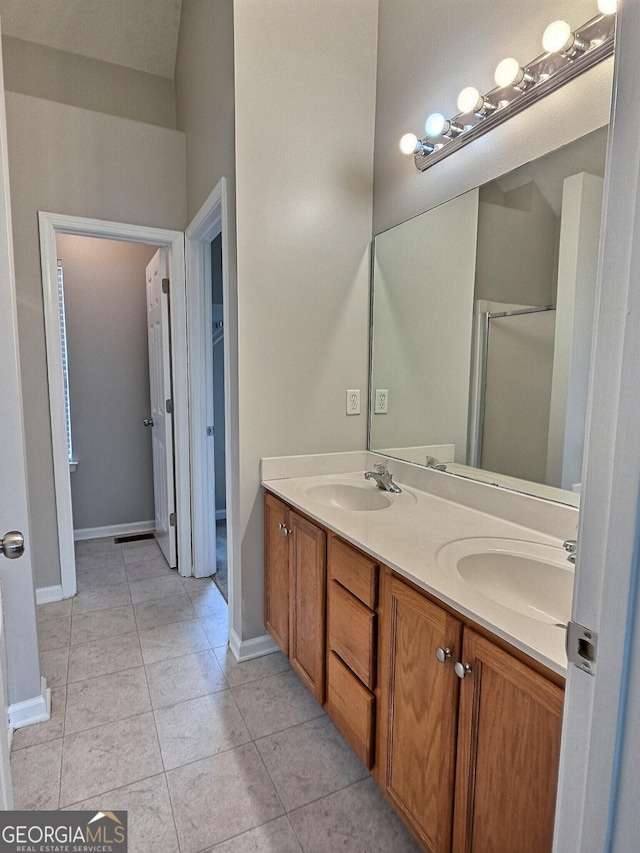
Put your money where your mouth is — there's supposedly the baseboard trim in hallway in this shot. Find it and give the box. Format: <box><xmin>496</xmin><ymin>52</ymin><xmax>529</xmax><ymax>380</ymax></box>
<box><xmin>73</xmin><ymin>521</ymin><xmax>155</xmax><ymax>542</ymax></box>
<box><xmin>9</xmin><ymin>677</ymin><xmax>50</xmax><ymax>729</ymax></box>
<box><xmin>35</xmin><ymin>585</ymin><xmax>63</xmax><ymax>605</ymax></box>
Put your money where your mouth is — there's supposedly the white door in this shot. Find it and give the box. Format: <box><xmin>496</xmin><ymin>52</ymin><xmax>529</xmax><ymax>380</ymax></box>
<box><xmin>0</xmin><ymin>23</ymin><xmax>35</xmax><ymax>808</ymax></box>
<box><xmin>146</xmin><ymin>249</ymin><xmax>177</xmax><ymax>568</ymax></box>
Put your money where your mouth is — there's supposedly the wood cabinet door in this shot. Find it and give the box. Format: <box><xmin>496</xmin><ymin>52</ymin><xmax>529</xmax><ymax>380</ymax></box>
<box><xmin>378</xmin><ymin>573</ymin><xmax>462</xmax><ymax>852</ymax></box>
<box><xmin>289</xmin><ymin>510</ymin><xmax>327</xmax><ymax>702</ymax></box>
<box><xmin>264</xmin><ymin>492</ymin><xmax>290</xmax><ymax>654</ymax></box>
<box><xmin>453</xmin><ymin>629</ymin><xmax>564</xmax><ymax>853</ymax></box>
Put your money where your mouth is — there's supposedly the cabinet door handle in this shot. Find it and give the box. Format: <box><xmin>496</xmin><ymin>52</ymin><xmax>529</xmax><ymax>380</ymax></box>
<box><xmin>435</xmin><ymin>647</ymin><xmax>452</xmax><ymax>663</ymax></box>
<box><xmin>454</xmin><ymin>661</ymin><xmax>473</xmax><ymax>679</ymax></box>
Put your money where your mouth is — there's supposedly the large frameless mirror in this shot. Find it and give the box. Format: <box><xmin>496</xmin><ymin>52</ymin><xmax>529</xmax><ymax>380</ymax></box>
<box><xmin>369</xmin><ymin>125</ymin><xmax>608</xmax><ymax>505</ymax></box>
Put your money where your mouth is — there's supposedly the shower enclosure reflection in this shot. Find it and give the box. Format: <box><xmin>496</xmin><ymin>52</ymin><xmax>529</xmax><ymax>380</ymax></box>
<box><xmin>369</xmin><ymin>127</ymin><xmax>607</xmax><ymax>505</ymax></box>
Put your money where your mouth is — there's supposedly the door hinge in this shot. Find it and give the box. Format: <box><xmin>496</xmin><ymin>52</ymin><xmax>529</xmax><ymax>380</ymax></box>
<box><xmin>206</xmin><ymin>426</ymin><xmax>214</xmax><ymax>436</ymax></box>
<box><xmin>566</xmin><ymin>620</ymin><xmax>598</xmax><ymax>676</ymax></box>
<box><xmin>165</xmin><ymin>398</ymin><xmax>174</xmax><ymax>414</ymax></box>
<box><xmin>169</xmin><ymin>512</ymin><xmax>176</xmax><ymax>527</ymax></box>
<box><xmin>162</xmin><ymin>277</ymin><xmax>170</xmax><ymax>294</ymax></box>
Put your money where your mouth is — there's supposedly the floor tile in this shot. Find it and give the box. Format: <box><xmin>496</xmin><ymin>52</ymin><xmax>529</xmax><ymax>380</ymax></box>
<box><xmin>154</xmin><ymin>690</ymin><xmax>251</xmax><ymax>769</ymax></box>
<box><xmin>75</xmin><ymin>550</ymin><xmax>125</xmax><ymax>572</ymax></box>
<box><xmin>38</xmin><ymin>614</ymin><xmax>72</xmax><ymax>652</ymax></box>
<box><xmin>37</xmin><ymin>599</ymin><xmax>73</xmax><ymax>622</ymax></box>
<box><xmin>65</xmin><ymin>667</ymin><xmax>151</xmax><ymax>734</ymax></box>
<box><xmin>76</xmin><ymin>563</ymin><xmax>128</xmax><ymax>590</ymax></box>
<box><xmin>12</xmin><ymin>687</ymin><xmax>66</xmax><ymax>751</ymax></box>
<box><xmin>199</xmin><ymin>611</ymin><xmax>229</xmax><ymax>647</ymax></box>
<box><xmin>71</xmin><ymin>604</ymin><xmax>136</xmax><ymax>645</ymax></box>
<box><xmin>62</xmin><ymin>773</ymin><xmax>179</xmax><ymax>853</ymax></box>
<box><xmin>231</xmin><ymin>670</ymin><xmax>324</xmax><ymax>739</ymax></box>
<box><xmin>213</xmin><ymin>647</ymin><xmax>291</xmax><ymax>688</ymax></box>
<box><xmin>71</xmin><ymin>582</ymin><xmax>131</xmax><ymax>614</ymax></box>
<box><xmin>256</xmin><ymin>716</ymin><xmax>368</xmax><ymax>811</ymax></box>
<box><xmin>75</xmin><ymin>537</ymin><xmax>121</xmax><ymax>557</ymax></box>
<box><xmin>60</xmin><ymin>712</ymin><xmax>163</xmax><ymax>806</ymax></box>
<box><xmin>206</xmin><ymin>816</ymin><xmax>302</xmax><ymax>852</ymax></box>
<box><xmin>186</xmin><ymin>581</ymin><xmax>228</xmax><ymax>617</ymax></box>
<box><xmin>138</xmin><ymin>619</ymin><xmax>210</xmax><ymax>665</ymax></box>
<box><xmin>125</xmin><ymin>558</ymin><xmax>176</xmax><ymax>583</ymax></box>
<box><xmin>288</xmin><ymin>777</ymin><xmax>422</xmax><ymax>852</ymax></box>
<box><xmin>121</xmin><ymin>540</ymin><xmax>165</xmax><ymax>565</ymax></box>
<box><xmin>146</xmin><ymin>650</ymin><xmax>226</xmax><ymax>709</ymax></box>
<box><xmin>128</xmin><ymin>574</ymin><xmax>185</xmax><ymax>604</ymax></box>
<box><xmin>10</xmin><ymin>738</ymin><xmax>62</xmax><ymax>809</ymax></box>
<box><xmin>166</xmin><ymin>743</ymin><xmax>284</xmax><ymax>853</ymax></box>
<box><xmin>133</xmin><ymin>591</ymin><xmax>197</xmax><ymax>630</ymax></box>
<box><xmin>40</xmin><ymin>646</ymin><xmax>70</xmax><ymax>688</ymax></box>
<box><xmin>67</xmin><ymin>631</ymin><xmax>143</xmax><ymax>683</ymax></box>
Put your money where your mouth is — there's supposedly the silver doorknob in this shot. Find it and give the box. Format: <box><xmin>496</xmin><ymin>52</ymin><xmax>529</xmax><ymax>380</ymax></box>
<box><xmin>143</xmin><ymin>418</ymin><xmax>154</xmax><ymax>427</ymax></box>
<box><xmin>435</xmin><ymin>647</ymin><xmax>452</xmax><ymax>663</ymax></box>
<box><xmin>0</xmin><ymin>531</ymin><xmax>24</xmax><ymax>559</ymax></box>
<box><xmin>454</xmin><ymin>662</ymin><xmax>473</xmax><ymax>679</ymax></box>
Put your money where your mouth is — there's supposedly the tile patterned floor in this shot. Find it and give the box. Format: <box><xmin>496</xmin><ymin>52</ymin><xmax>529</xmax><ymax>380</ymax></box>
<box><xmin>11</xmin><ymin>536</ymin><xmax>420</xmax><ymax>852</ymax></box>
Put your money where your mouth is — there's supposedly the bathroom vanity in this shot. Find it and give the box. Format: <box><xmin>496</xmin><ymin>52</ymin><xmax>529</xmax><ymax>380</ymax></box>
<box><xmin>262</xmin><ymin>457</ymin><xmax>573</xmax><ymax>852</ymax></box>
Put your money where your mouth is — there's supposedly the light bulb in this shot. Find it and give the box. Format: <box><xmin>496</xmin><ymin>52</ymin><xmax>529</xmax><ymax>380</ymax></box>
<box><xmin>425</xmin><ymin>112</ymin><xmax>446</xmax><ymax>137</ymax></box>
<box><xmin>457</xmin><ymin>87</ymin><xmax>483</xmax><ymax>114</ymax></box>
<box><xmin>399</xmin><ymin>133</ymin><xmax>419</xmax><ymax>155</ymax></box>
<box><xmin>597</xmin><ymin>0</ymin><xmax>617</xmax><ymax>13</ymax></box>
<box><xmin>495</xmin><ymin>58</ymin><xmax>524</xmax><ymax>88</ymax></box>
<box><xmin>542</xmin><ymin>20</ymin><xmax>573</xmax><ymax>53</ymax></box>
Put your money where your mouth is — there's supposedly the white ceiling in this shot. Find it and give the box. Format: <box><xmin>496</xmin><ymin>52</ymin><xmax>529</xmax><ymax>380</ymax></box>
<box><xmin>0</xmin><ymin>0</ymin><xmax>183</xmax><ymax>79</ymax></box>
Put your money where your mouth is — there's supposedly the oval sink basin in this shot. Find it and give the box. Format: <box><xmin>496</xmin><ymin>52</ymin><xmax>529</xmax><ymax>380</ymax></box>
<box><xmin>305</xmin><ymin>483</ymin><xmax>393</xmax><ymax>511</ymax></box>
<box><xmin>437</xmin><ymin>538</ymin><xmax>573</xmax><ymax>624</ymax></box>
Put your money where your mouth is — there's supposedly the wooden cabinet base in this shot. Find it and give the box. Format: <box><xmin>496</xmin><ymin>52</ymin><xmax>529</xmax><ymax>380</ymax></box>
<box><xmin>326</xmin><ymin>652</ymin><xmax>375</xmax><ymax>770</ymax></box>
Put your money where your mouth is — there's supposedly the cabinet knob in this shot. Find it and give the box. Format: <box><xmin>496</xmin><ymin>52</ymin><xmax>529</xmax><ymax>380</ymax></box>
<box><xmin>454</xmin><ymin>662</ymin><xmax>473</xmax><ymax>679</ymax></box>
<box><xmin>282</xmin><ymin>526</ymin><xmax>292</xmax><ymax>536</ymax></box>
<box><xmin>435</xmin><ymin>647</ymin><xmax>452</xmax><ymax>663</ymax></box>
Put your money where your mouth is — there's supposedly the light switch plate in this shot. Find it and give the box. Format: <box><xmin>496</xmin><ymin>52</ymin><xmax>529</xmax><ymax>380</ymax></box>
<box><xmin>346</xmin><ymin>389</ymin><xmax>360</xmax><ymax>415</ymax></box>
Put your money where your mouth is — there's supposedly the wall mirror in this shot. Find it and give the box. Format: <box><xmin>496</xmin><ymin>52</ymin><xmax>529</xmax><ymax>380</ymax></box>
<box><xmin>369</xmin><ymin>125</ymin><xmax>608</xmax><ymax>506</ymax></box>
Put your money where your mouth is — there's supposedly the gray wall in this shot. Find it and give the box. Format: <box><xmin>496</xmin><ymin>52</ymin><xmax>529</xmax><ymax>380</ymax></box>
<box><xmin>6</xmin><ymin>92</ymin><xmax>186</xmax><ymax>588</ymax></box>
<box><xmin>233</xmin><ymin>0</ymin><xmax>378</xmax><ymax>639</ymax></box>
<box><xmin>2</xmin><ymin>36</ymin><xmax>176</xmax><ymax>129</ymax></box>
<box><xmin>57</xmin><ymin>235</ymin><xmax>157</xmax><ymax>532</ymax></box>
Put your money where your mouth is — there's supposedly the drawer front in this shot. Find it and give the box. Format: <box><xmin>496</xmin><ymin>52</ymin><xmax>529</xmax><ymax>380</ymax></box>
<box><xmin>329</xmin><ymin>580</ymin><xmax>376</xmax><ymax>689</ymax></box>
<box><xmin>326</xmin><ymin>652</ymin><xmax>375</xmax><ymax>769</ymax></box>
<box><xmin>329</xmin><ymin>535</ymin><xmax>378</xmax><ymax>609</ymax></box>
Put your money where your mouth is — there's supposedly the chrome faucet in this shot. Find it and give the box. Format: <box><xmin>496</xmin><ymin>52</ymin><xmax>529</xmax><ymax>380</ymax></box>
<box><xmin>364</xmin><ymin>461</ymin><xmax>402</xmax><ymax>493</ymax></box>
<box><xmin>425</xmin><ymin>455</ymin><xmax>447</xmax><ymax>471</ymax></box>
<box><xmin>563</xmin><ymin>539</ymin><xmax>577</xmax><ymax>564</ymax></box>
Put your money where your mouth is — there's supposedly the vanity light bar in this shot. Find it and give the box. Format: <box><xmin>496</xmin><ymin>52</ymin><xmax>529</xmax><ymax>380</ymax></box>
<box><xmin>405</xmin><ymin>10</ymin><xmax>615</xmax><ymax>172</ymax></box>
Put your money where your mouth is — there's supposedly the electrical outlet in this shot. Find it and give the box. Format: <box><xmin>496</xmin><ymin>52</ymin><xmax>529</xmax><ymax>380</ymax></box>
<box><xmin>346</xmin><ymin>389</ymin><xmax>361</xmax><ymax>415</ymax></box>
<box><xmin>375</xmin><ymin>389</ymin><xmax>389</xmax><ymax>414</ymax></box>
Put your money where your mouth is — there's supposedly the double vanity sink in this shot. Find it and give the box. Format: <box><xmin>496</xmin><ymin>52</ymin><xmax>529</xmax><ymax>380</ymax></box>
<box><xmin>263</xmin><ymin>463</ymin><xmax>576</xmax><ymax>674</ymax></box>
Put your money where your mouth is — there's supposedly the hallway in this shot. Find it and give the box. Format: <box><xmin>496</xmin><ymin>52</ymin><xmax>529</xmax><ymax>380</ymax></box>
<box><xmin>10</xmin><ymin>536</ymin><xmax>419</xmax><ymax>852</ymax></box>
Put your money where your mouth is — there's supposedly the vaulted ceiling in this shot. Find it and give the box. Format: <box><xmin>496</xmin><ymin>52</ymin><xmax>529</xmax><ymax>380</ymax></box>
<box><xmin>0</xmin><ymin>0</ymin><xmax>183</xmax><ymax>78</ymax></box>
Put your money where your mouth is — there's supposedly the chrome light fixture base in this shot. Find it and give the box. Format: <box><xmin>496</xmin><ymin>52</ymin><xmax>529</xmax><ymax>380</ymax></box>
<box><xmin>412</xmin><ymin>13</ymin><xmax>615</xmax><ymax>172</ymax></box>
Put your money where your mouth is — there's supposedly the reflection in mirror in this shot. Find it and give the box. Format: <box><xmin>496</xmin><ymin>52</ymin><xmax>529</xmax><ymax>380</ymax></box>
<box><xmin>369</xmin><ymin>126</ymin><xmax>608</xmax><ymax>506</ymax></box>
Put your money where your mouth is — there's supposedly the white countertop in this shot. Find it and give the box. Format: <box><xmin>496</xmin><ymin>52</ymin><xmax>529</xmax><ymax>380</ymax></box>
<box><xmin>262</xmin><ymin>465</ymin><xmax>574</xmax><ymax>676</ymax></box>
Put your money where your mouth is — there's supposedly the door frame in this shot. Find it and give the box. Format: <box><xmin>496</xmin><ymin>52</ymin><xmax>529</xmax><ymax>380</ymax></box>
<box><xmin>185</xmin><ymin>178</ymin><xmax>238</xmax><ymax>637</ymax></box>
<box><xmin>39</xmin><ymin>212</ymin><xmax>192</xmax><ymax>594</ymax></box>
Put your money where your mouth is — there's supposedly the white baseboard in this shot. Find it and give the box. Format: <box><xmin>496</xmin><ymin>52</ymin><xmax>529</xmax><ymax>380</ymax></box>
<box><xmin>9</xmin><ymin>678</ymin><xmax>51</xmax><ymax>729</ymax></box>
<box><xmin>228</xmin><ymin>629</ymin><xmax>280</xmax><ymax>662</ymax></box>
<box><xmin>215</xmin><ymin>509</ymin><xmax>227</xmax><ymax>521</ymax></box>
<box><xmin>74</xmin><ymin>520</ymin><xmax>155</xmax><ymax>542</ymax></box>
<box><xmin>36</xmin><ymin>585</ymin><xmax>64</xmax><ymax>605</ymax></box>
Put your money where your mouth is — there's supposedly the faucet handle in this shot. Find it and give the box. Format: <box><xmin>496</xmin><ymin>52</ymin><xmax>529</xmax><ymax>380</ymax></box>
<box><xmin>563</xmin><ymin>539</ymin><xmax>577</xmax><ymax>552</ymax></box>
<box><xmin>374</xmin><ymin>461</ymin><xmax>389</xmax><ymax>474</ymax></box>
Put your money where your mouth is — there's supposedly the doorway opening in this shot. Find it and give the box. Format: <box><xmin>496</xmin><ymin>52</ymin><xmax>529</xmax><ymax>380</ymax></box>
<box><xmin>39</xmin><ymin>213</ymin><xmax>191</xmax><ymax>599</ymax></box>
<box><xmin>210</xmin><ymin>233</ymin><xmax>228</xmax><ymax>600</ymax></box>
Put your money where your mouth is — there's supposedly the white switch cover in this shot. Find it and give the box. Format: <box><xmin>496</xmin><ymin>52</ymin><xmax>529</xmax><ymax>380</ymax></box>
<box><xmin>346</xmin><ymin>389</ymin><xmax>360</xmax><ymax>415</ymax></box>
<box><xmin>375</xmin><ymin>389</ymin><xmax>389</xmax><ymax>414</ymax></box>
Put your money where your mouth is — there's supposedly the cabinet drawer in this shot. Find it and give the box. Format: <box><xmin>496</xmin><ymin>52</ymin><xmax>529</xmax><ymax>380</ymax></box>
<box><xmin>329</xmin><ymin>535</ymin><xmax>378</xmax><ymax>609</ymax></box>
<box><xmin>329</xmin><ymin>580</ymin><xmax>376</xmax><ymax>689</ymax></box>
<box><xmin>327</xmin><ymin>652</ymin><xmax>375</xmax><ymax>769</ymax></box>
